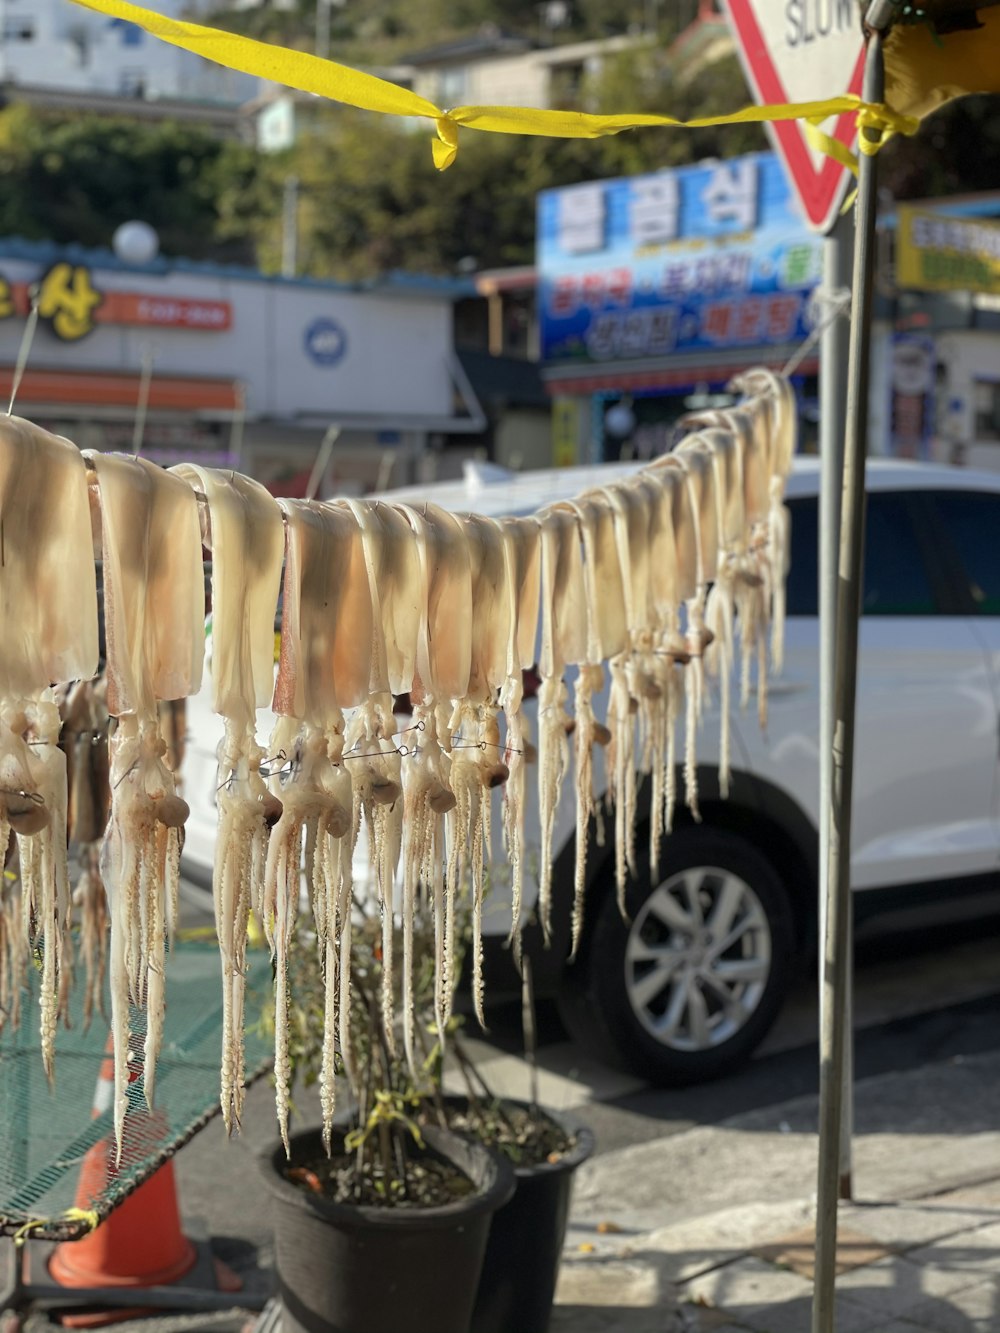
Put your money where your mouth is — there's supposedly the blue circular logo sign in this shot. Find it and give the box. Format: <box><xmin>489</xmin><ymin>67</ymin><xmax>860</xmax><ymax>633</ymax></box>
<box><xmin>304</xmin><ymin>318</ymin><xmax>348</xmax><ymax>367</ymax></box>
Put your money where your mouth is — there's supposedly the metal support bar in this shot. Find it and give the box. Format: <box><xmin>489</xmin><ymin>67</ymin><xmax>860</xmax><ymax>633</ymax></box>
<box><xmin>812</xmin><ymin>17</ymin><xmax>887</xmax><ymax>1333</ymax></box>
<box><xmin>818</xmin><ymin>208</ymin><xmax>855</xmax><ymax>1205</ymax></box>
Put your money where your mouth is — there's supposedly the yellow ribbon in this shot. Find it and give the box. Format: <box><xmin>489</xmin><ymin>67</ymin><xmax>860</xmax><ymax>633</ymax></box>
<box><xmin>68</xmin><ymin>0</ymin><xmax>919</xmax><ymax>172</ymax></box>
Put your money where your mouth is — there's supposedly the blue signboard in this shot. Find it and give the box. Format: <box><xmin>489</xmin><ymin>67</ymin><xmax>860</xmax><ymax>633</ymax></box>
<box><xmin>537</xmin><ymin>152</ymin><xmax>821</xmax><ymax>366</ymax></box>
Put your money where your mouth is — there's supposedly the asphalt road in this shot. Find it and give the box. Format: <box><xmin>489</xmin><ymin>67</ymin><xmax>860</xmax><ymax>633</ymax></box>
<box><xmin>468</xmin><ymin>911</ymin><xmax>1000</xmax><ymax>1155</ymax></box>
<box><xmin>62</xmin><ymin>888</ymin><xmax>1000</xmax><ymax>1325</ymax></box>
<box><xmin>176</xmin><ymin>873</ymin><xmax>1000</xmax><ymax>1158</ymax></box>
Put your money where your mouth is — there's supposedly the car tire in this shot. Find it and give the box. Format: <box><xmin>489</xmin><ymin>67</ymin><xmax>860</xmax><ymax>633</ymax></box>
<box><xmin>556</xmin><ymin>826</ymin><xmax>797</xmax><ymax>1086</ymax></box>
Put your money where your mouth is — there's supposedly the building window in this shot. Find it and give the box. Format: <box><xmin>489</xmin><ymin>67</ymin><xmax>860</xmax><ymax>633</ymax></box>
<box><xmin>2</xmin><ymin>20</ymin><xmax>35</xmax><ymax>40</ymax></box>
<box><xmin>108</xmin><ymin>17</ymin><xmax>145</xmax><ymax>46</ymax></box>
<box><xmin>973</xmin><ymin>379</ymin><xmax>1000</xmax><ymax>441</ymax></box>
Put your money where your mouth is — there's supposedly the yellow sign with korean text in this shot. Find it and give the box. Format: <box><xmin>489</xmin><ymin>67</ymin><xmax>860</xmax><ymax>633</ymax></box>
<box><xmin>897</xmin><ymin>207</ymin><xmax>1000</xmax><ymax>296</ymax></box>
<box><xmin>552</xmin><ymin>397</ymin><xmax>579</xmax><ymax>468</ymax></box>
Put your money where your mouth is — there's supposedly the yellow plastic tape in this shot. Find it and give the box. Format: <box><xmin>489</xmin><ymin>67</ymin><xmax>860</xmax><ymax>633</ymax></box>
<box><xmin>69</xmin><ymin>0</ymin><xmax>918</xmax><ymax>171</ymax></box>
<box><xmin>12</xmin><ymin>1206</ymin><xmax>100</xmax><ymax>1245</ymax></box>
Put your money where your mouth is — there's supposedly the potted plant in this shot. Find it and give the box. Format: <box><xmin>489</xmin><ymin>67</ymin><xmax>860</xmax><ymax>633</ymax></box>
<box><xmin>255</xmin><ymin>915</ymin><xmax>515</xmax><ymax>1333</ymax></box>
<box><xmin>257</xmin><ymin>899</ymin><xmax>594</xmax><ymax>1333</ymax></box>
<box><xmin>418</xmin><ymin>963</ymin><xmax>594</xmax><ymax>1333</ymax></box>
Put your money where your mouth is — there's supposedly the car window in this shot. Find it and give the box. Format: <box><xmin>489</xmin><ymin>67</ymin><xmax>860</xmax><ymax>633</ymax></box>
<box><xmin>927</xmin><ymin>491</ymin><xmax>1000</xmax><ymax>614</ymax></box>
<box><xmin>784</xmin><ymin>492</ymin><xmax>937</xmax><ymax>617</ymax></box>
<box><xmin>784</xmin><ymin>495</ymin><xmax>818</xmax><ymax>617</ymax></box>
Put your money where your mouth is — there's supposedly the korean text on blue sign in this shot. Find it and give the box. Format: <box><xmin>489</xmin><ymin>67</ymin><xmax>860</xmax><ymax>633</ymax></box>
<box><xmin>536</xmin><ymin>152</ymin><xmax>821</xmax><ymax>365</ymax></box>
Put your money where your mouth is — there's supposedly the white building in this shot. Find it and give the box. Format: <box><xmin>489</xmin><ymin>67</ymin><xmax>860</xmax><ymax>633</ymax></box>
<box><xmin>0</xmin><ymin>0</ymin><xmax>256</xmax><ymax>102</ymax></box>
<box><xmin>0</xmin><ymin>237</ymin><xmax>484</xmax><ymax>495</ymax></box>
<box><xmin>401</xmin><ymin>28</ymin><xmax>642</xmax><ymax>114</ymax></box>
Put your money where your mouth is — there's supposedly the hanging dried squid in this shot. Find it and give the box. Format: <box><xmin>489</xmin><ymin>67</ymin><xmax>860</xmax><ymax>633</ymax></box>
<box><xmin>600</xmin><ymin>478</ymin><xmax>663</xmax><ymax>899</ymax></box>
<box><xmin>450</xmin><ymin>512</ymin><xmax>512</xmax><ymax>1031</ymax></box>
<box><xmin>266</xmin><ymin>500</ymin><xmax>371</xmax><ymax>1154</ymax></box>
<box><xmin>727</xmin><ymin>370</ymin><xmax>798</xmax><ymax>677</ymax></box>
<box><xmin>555</xmin><ymin>494</ymin><xmax>628</xmax><ymax>941</ymax></box>
<box><xmin>396</xmin><ymin>502</ymin><xmax>471</xmax><ymax>1031</ymax></box>
<box><xmin>535</xmin><ymin>506</ymin><xmax>586</xmax><ymax>944</ymax></box>
<box><xmin>172</xmin><ymin>465</ymin><xmax>284</xmax><ymax>1134</ymax></box>
<box><xmin>670</xmin><ymin>424</ymin><xmax>747</xmax><ymax>798</ymax></box>
<box><xmin>0</xmin><ymin>419</ymin><xmax>98</xmax><ymax>1076</ymax></box>
<box><xmin>621</xmin><ymin>470</ymin><xmax>683</xmax><ymax>873</ymax></box>
<box><xmin>345</xmin><ymin>498</ymin><xmax>427</xmax><ymax>1077</ymax></box>
<box><xmin>644</xmin><ymin>446</ymin><xmax>716</xmax><ymax>818</ymax></box>
<box><xmin>86</xmin><ymin>451</ymin><xmax>204</xmax><ymax>1154</ymax></box>
<box><xmin>497</xmin><ymin>516</ymin><xmax>540</xmax><ymax>969</ymax></box>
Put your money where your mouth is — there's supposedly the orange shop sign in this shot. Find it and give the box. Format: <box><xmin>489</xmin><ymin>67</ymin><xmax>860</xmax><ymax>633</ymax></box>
<box><xmin>0</xmin><ymin>262</ymin><xmax>232</xmax><ymax>342</ymax></box>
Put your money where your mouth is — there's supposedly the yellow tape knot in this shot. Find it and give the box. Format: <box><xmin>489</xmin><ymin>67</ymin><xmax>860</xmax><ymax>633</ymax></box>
<box><xmin>856</xmin><ymin>102</ymin><xmax>921</xmax><ymax>155</ymax></box>
<box><xmin>12</xmin><ymin>1206</ymin><xmax>100</xmax><ymax>1246</ymax></box>
<box><xmin>432</xmin><ymin>114</ymin><xmax>460</xmax><ymax>171</ymax></box>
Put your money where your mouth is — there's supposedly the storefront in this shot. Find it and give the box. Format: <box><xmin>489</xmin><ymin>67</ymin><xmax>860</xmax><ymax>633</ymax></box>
<box><xmin>892</xmin><ymin>201</ymin><xmax>1000</xmax><ymax>471</ymax></box>
<box><xmin>536</xmin><ymin>151</ymin><xmax>823</xmax><ymax>462</ymax></box>
<box><xmin>0</xmin><ymin>239</ymin><xmax>483</xmax><ymax>494</ymax></box>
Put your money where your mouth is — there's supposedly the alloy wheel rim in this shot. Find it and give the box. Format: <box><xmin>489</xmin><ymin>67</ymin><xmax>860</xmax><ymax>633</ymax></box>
<box><xmin>624</xmin><ymin>866</ymin><xmax>772</xmax><ymax>1053</ymax></box>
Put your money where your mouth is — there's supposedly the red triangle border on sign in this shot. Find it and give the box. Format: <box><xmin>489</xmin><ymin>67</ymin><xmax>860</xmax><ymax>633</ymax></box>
<box><xmin>723</xmin><ymin>0</ymin><xmax>864</xmax><ymax>232</ymax></box>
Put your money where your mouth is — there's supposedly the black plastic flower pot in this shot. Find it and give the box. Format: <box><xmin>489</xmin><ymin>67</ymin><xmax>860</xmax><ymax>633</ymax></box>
<box><xmin>443</xmin><ymin>1100</ymin><xmax>596</xmax><ymax>1333</ymax></box>
<box><xmin>258</xmin><ymin>1124</ymin><xmax>515</xmax><ymax>1333</ymax></box>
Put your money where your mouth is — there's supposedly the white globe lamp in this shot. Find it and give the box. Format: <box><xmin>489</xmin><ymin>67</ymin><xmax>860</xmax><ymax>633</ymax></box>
<box><xmin>112</xmin><ymin>220</ymin><xmax>160</xmax><ymax>266</ymax></box>
<box><xmin>605</xmin><ymin>400</ymin><xmax>637</xmax><ymax>439</ymax></box>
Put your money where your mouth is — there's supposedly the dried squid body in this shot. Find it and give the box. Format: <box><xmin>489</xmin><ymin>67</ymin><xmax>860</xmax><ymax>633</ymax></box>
<box><xmin>601</xmin><ymin>479</ymin><xmax>666</xmax><ymax>906</ymax></box>
<box><xmin>556</xmin><ymin>494</ymin><xmax>627</xmax><ymax>946</ymax></box>
<box><xmin>646</xmin><ymin>449</ymin><xmax>717</xmax><ymax>819</ymax></box>
<box><xmin>675</xmin><ymin>409</ymin><xmax>766</xmax><ymax>723</ymax></box>
<box><xmin>535</xmin><ymin>506</ymin><xmax>586</xmax><ymax>945</ymax></box>
<box><xmin>347</xmin><ymin>498</ymin><xmax>442</xmax><ymax>1068</ymax></box>
<box><xmin>172</xmin><ymin>465</ymin><xmax>284</xmax><ymax>1134</ymax></box>
<box><xmin>396</xmin><ymin>502</ymin><xmax>471</xmax><ymax>1034</ymax></box>
<box><xmin>86</xmin><ymin>451</ymin><xmax>204</xmax><ymax>1153</ymax></box>
<box><xmin>497</xmin><ymin>515</ymin><xmax>540</xmax><ymax>968</ymax></box>
<box><xmin>622</xmin><ymin>472</ymin><xmax>681</xmax><ymax>872</ymax></box>
<box><xmin>727</xmin><ymin>370</ymin><xmax>799</xmax><ymax>676</ymax></box>
<box><xmin>267</xmin><ymin>499</ymin><xmax>371</xmax><ymax>1154</ymax></box>
<box><xmin>669</xmin><ymin>423</ymin><xmax>747</xmax><ymax>798</ymax></box>
<box><xmin>0</xmin><ymin>418</ymin><xmax>98</xmax><ymax>1078</ymax></box>
<box><xmin>451</xmin><ymin>513</ymin><xmax>511</xmax><ymax>1033</ymax></box>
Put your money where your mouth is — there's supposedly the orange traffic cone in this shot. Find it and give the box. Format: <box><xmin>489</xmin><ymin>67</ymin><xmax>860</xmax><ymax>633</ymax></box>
<box><xmin>48</xmin><ymin>1035</ymin><xmax>199</xmax><ymax>1323</ymax></box>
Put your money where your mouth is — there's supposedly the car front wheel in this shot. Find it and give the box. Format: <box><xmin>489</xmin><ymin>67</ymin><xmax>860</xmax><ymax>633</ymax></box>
<box><xmin>557</xmin><ymin>826</ymin><xmax>798</xmax><ymax>1085</ymax></box>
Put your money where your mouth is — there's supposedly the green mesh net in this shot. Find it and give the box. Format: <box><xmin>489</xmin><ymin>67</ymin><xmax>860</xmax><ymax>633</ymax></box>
<box><xmin>0</xmin><ymin>939</ymin><xmax>274</xmax><ymax>1242</ymax></box>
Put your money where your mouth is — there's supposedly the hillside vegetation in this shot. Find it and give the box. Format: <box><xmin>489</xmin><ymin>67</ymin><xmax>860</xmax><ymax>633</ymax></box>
<box><xmin>5</xmin><ymin>3</ymin><xmax>995</xmax><ymax>276</ymax></box>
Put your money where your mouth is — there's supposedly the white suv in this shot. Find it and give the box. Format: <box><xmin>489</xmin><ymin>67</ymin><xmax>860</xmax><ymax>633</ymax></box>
<box><xmin>181</xmin><ymin>457</ymin><xmax>1000</xmax><ymax>1085</ymax></box>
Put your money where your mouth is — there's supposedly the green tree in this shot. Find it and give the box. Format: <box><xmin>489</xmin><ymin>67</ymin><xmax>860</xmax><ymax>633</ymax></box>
<box><xmin>231</xmin><ymin>38</ymin><xmax>767</xmax><ymax>283</ymax></box>
<box><xmin>0</xmin><ymin>106</ymin><xmax>260</xmax><ymax>263</ymax></box>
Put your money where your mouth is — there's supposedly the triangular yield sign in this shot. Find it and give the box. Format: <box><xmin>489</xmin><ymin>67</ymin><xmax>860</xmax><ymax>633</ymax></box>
<box><xmin>722</xmin><ymin>0</ymin><xmax>864</xmax><ymax>233</ymax></box>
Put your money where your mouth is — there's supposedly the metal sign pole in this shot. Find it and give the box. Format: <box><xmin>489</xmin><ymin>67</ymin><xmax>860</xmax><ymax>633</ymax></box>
<box><xmin>812</xmin><ymin>7</ymin><xmax>891</xmax><ymax>1331</ymax></box>
<box><xmin>818</xmin><ymin>206</ymin><xmax>855</xmax><ymax>1204</ymax></box>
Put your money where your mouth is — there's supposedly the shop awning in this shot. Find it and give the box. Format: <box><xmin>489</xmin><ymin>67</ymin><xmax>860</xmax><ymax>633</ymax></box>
<box><xmin>0</xmin><ymin>366</ymin><xmax>243</xmax><ymax>417</ymax></box>
<box><xmin>542</xmin><ymin>351</ymin><xmax>818</xmax><ymax>397</ymax></box>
